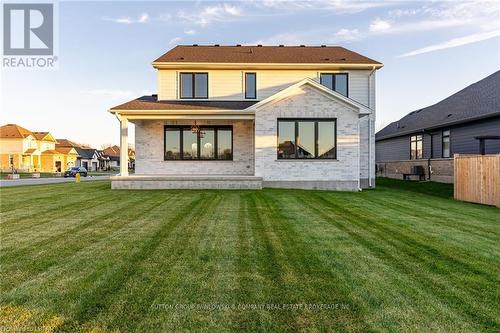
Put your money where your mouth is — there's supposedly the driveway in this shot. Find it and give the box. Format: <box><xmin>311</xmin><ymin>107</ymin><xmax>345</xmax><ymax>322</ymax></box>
<box><xmin>0</xmin><ymin>175</ymin><xmax>110</xmax><ymax>187</ymax></box>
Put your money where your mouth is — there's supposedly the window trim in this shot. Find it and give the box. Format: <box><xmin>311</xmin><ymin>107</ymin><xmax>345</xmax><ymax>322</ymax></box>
<box><xmin>442</xmin><ymin>129</ymin><xmax>451</xmax><ymax>158</ymax></box>
<box><xmin>164</xmin><ymin>125</ymin><xmax>233</xmax><ymax>161</ymax></box>
<box><xmin>319</xmin><ymin>73</ymin><xmax>349</xmax><ymax>97</ymax></box>
<box><xmin>277</xmin><ymin>118</ymin><xmax>337</xmax><ymax>160</ymax></box>
<box><xmin>245</xmin><ymin>72</ymin><xmax>257</xmax><ymax>99</ymax></box>
<box><xmin>410</xmin><ymin>134</ymin><xmax>423</xmax><ymax>160</ymax></box>
<box><xmin>179</xmin><ymin>72</ymin><xmax>209</xmax><ymax>99</ymax></box>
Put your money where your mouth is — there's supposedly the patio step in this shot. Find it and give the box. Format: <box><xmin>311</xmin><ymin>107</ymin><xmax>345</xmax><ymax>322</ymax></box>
<box><xmin>110</xmin><ymin>175</ymin><xmax>262</xmax><ymax>190</ymax></box>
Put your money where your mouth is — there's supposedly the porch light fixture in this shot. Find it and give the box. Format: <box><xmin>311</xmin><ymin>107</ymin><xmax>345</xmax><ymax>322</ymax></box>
<box><xmin>191</xmin><ymin>121</ymin><xmax>205</xmax><ymax>138</ymax></box>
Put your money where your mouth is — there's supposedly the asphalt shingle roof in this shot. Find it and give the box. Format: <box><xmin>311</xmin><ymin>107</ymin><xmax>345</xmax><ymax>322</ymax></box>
<box><xmin>75</xmin><ymin>147</ymin><xmax>96</xmax><ymax>159</ymax></box>
<box><xmin>376</xmin><ymin>70</ymin><xmax>500</xmax><ymax>141</ymax></box>
<box><xmin>153</xmin><ymin>45</ymin><xmax>382</xmax><ymax>65</ymax></box>
<box><xmin>111</xmin><ymin>96</ymin><xmax>258</xmax><ymax>111</ymax></box>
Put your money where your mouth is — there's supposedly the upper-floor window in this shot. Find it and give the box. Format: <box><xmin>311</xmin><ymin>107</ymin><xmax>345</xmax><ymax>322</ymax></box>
<box><xmin>245</xmin><ymin>72</ymin><xmax>256</xmax><ymax>99</ymax></box>
<box><xmin>442</xmin><ymin>130</ymin><xmax>450</xmax><ymax>158</ymax></box>
<box><xmin>180</xmin><ymin>73</ymin><xmax>208</xmax><ymax>99</ymax></box>
<box><xmin>320</xmin><ymin>73</ymin><xmax>348</xmax><ymax>97</ymax></box>
<box><xmin>410</xmin><ymin>135</ymin><xmax>423</xmax><ymax>159</ymax></box>
<box><xmin>277</xmin><ymin>119</ymin><xmax>337</xmax><ymax>160</ymax></box>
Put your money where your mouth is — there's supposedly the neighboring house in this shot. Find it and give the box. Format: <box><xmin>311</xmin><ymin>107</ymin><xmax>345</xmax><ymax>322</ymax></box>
<box><xmin>0</xmin><ymin>124</ymin><xmax>78</xmax><ymax>172</ymax></box>
<box><xmin>33</xmin><ymin>132</ymin><xmax>78</xmax><ymax>172</ymax></box>
<box><xmin>128</xmin><ymin>147</ymin><xmax>135</xmax><ymax>170</ymax></box>
<box><xmin>109</xmin><ymin>45</ymin><xmax>382</xmax><ymax>190</ymax></box>
<box><xmin>96</xmin><ymin>150</ymin><xmax>110</xmax><ymax>171</ymax></box>
<box><xmin>103</xmin><ymin>145</ymin><xmax>136</xmax><ymax>170</ymax></box>
<box><xmin>74</xmin><ymin>147</ymin><xmax>100</xmax><ymax>171</ymax></box>
<box><xmin>103</xmin><ymin>145</ymin><xmax>121</xmax><ymax>169</ymax></box>
<box><xmin>376</xmin><ymin>70</ymin><xmax>500</xmax><ymax>183</ymax></box>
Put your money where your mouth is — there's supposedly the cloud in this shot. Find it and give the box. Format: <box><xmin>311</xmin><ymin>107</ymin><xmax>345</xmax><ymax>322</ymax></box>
<box><xmin>138</xmin><ymin>13</ymin><xmax>149</xmax><ymax>23</ymax></box>
<box><xmin>250</xmin><ymin>27</ymin><xmax>363</xmax><ymax>45</ymax></box>
<box><xmin>178</xmin><ymin>3</ymin><xmax>243</xmax><ymax>27</ymax></box>
<box><xmin>184</xmin><ymin>29</ymin><xmax>196</xmax><ymax>35</ymax></box>
<box><xmin>369</xmin><ymin>19</ymin><xmax>391</xmax><ymax>32</ymax></box>
<box><xmin>400</xmin><ymin>29</ymin><xmax>500</xmax><ymax>57</ymax></box>
<box><xmin>103</xmin><ymin>13</ymin><xmax>149</xmax><ymax>25</ymax></box>
<box><xmin>335</xmin><ymin>28</ymin><xmax>361</xmax><ymax>41</ymax></box>
<box><xmin>253</xmin><ymin>0</ymin><xmax>393</xmax><ymax>14</ymax></box>
<box><xmin>168</xmin><ymin>37</ymin><xmax>183</xmax><ymax>45</ymax></box>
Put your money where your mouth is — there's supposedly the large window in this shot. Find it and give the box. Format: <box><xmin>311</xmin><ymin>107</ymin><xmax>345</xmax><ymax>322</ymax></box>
<box><xmin>320</xmin><ymin>73</ymin><xmax>348</xmax><ymax>96</ymax></box>
<box><xmin>164</xmin><ymin>126</ymin><xmax>232</xmax><ymax>160</ymax></box>
<box><xmin>410</xmin><ymin>135</ymin><xmax>423</xmax><ymax>159</ymax></box>
<box><xmin>180</xmin><ymin>73</ymin><xmax>208</xmax><ymax>99</ymax></box>
<box><xmin>245</xmin><ymin>73</ymin><xmax>256</xmax><ymax>99</ymax></box>
<box><xmin>442</xmin><ymin>130</ymin><xmax>450</xmax><ymax>158</ymax></box>
<box><xmin>277</xmin><ymin>119</ymin><xmax>337</xmax><ymax>160</ymax></box>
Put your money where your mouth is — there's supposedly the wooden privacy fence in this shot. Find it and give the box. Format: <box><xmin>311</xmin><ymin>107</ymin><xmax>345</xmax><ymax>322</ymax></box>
<box><xmin>454</xmin><ymin>154</ymin><xmax>500</xmax><ymax>207</ymax></box>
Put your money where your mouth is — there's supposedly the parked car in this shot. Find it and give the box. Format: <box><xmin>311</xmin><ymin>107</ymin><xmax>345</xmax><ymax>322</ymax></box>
<box><xmin>64</xmin><ymin>167</ymin><xmax>88</xmax><ymax>178</ymax></box>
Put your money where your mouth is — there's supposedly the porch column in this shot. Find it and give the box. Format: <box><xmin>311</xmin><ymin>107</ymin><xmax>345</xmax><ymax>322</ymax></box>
<box><xmin>120</xmin><ymin>117</ymin><xmax>129</xmax><ymax>176</ymax></box>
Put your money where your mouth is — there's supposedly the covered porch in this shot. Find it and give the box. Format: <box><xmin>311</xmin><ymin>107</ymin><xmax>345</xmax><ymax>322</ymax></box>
<box><xmin>109</xmin><ymin>97</ymin><xmax>260</xmax><ymax>189</ymax></box>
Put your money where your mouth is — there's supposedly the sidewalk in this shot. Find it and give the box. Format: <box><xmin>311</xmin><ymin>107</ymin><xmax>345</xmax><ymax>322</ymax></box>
<box><xmin>0</xmin><ymin>175</ymin><xmax>110</xmax><ymax>187</ymax></box>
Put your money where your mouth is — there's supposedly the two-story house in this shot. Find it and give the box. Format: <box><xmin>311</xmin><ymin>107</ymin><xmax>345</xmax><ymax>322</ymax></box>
<box><xmin>109</xmin><ymin>45</ymin><xmax>383</xmax><ymax>190</ymax></box>
<box><xmin>0</xmin><ymin>124</ymin><xmax>79</xmax><ymax>172</ymax></box>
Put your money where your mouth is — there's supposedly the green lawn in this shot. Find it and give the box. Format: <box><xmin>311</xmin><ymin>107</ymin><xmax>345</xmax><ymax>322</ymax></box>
<box><xmin>0</xmin><ymin>179</ymin><xmax>498</xmax><ymax>332</ymax></box>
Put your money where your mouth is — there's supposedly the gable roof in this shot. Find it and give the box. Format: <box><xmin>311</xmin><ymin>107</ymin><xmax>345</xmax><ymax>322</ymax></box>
<box><xmin>56</xmin><ymin>139</ymin><xmax>80</xmax><ymax>148</ymax></box>
<box><xmin>247</xmin><ymin>78</ymin><xmax>372</xmax><ymax>114</ymax></box>
<box><xmin>153</xmin><ymin>45</ymin><xmax>382</xmax><ymax>67</ymax></box>
<box><xmin>103</xmin><ymin>145</ymin><xmax>120</xmax><ymax>156</ymax></box>
<box><xmin>0</xmin><ymin>124</ymin><xmax>33</xmax><ymax>139</ymax></box>
<box><xmin>376</xmin><ymin>70</ymin><xmax>500</xmax><ymax>141</ymax></box>
<box><xmin>55</xmin><ymin>147</ymin><xmax>79</xmax><ymax>155</ymax></box>
<box><xmin>110</xmin><ymin>96</ymin><xmax>258</xmax><ymax>112</ymax></box>
<box><xmin>75</xmin><ymin>147</ymin><xmax>97</xmax><ymax>159</ymax></box>
<box><xmin>33</xmin><ymin>132</ymin><xmax>57</xmax><ymax>142</ymax></box>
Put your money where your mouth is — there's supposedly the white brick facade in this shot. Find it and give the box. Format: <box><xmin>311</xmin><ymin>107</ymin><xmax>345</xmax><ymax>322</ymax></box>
<box><xmin>134</xmin><ymin>119</ymin><xmax>254</xmax><ymax>175</ymax></box>
<box><xmin>254</xmin><ymin>85</ymin><xmax>362</xmax><ymax>191</ymax></box>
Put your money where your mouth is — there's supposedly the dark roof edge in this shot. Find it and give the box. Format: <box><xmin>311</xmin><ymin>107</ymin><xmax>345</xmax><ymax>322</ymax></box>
<box><xmin>376</xmin><ymin>112</ymin><xmax>500</xmax><ymax>141</ymax></box>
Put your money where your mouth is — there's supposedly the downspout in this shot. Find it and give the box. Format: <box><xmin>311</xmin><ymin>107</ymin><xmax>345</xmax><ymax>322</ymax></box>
<box><xmin>367</xmin><ymin>66</ymin><xmax>376</xmax><ymax>188</ymax></box>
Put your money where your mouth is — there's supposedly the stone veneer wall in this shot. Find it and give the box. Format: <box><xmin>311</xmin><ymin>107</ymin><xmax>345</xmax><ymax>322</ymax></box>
<box><xmin>376</xmin><ymin>158</ymin><xmax>454</xmax><ymax>183</ymax></box>
<box><xmin>254</xmin><ymin>85</ymin><xmax>362</xmax><ymax>191</ymax></box>
<box><xmin>134</xmin><ymin>119</ymin><xmax>254</xmax><ymax>175</ymax></box>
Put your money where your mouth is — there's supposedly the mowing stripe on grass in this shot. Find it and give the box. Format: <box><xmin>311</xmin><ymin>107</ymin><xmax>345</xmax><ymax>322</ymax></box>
<box><xmin>300</xmin><ymin>192</ymin><xmax>498</xmax><ymax>331</ymax></box>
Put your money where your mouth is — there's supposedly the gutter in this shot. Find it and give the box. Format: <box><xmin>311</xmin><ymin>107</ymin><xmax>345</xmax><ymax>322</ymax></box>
<box><xmin>367</xmin><ymin>66</ymin><xmax>376</xmax><ymax>188</ymax></box>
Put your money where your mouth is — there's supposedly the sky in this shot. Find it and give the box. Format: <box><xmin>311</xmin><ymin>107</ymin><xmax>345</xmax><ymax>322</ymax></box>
<box><xmin>1</xmin><ymin>0</ymin><xmax>499</xmax><ymax>148</ymax></box>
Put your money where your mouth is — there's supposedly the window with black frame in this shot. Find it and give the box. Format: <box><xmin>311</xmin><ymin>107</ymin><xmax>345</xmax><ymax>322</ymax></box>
<box><xmin>164</xmin><ymin>126</ymin><xmax>232</xmax><ymax>160</ymax></box>
<box><xmin>442</xmin><ymin>130</ymin><xmax>450</xmax><ymax>158</ymax></box>
<box><xmin>180</xmin><ymin>73</ymin><xmax>208</xmax><ymax>99</ymax></box>
<box><xmin>410</xmin><ymin>135</ymin><xmax>423</xmax><ymax>159</ymax></box>
<box><xmin>277</xmin><ymin>119</ymin><xmax>336</xmax><ymax>160</ymax></box>
<box><xmin>245</xmin><ymin>73</ymin><xmax>256</xmax><ymax>99</ymax></box>
<box><xmin>319</xmin><ymin>73</ymin><xmax>348</xmax><ymax>96</ymax></box>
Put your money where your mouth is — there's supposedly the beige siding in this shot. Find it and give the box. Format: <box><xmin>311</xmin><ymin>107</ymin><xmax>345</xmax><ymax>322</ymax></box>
<box><xmin>157</xmin><ymin>70</ymin><xmax>177</xmax><ymax>100</ymax></box>
<box><xmin>157</xmin><ymin>69</ymin><xmax>372</xmax><ymax>105</ymax></box>
<box><xmin>0</xmin><ymin>138</ymin><xmax>24</xmax><ymax>153</ymax></box>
